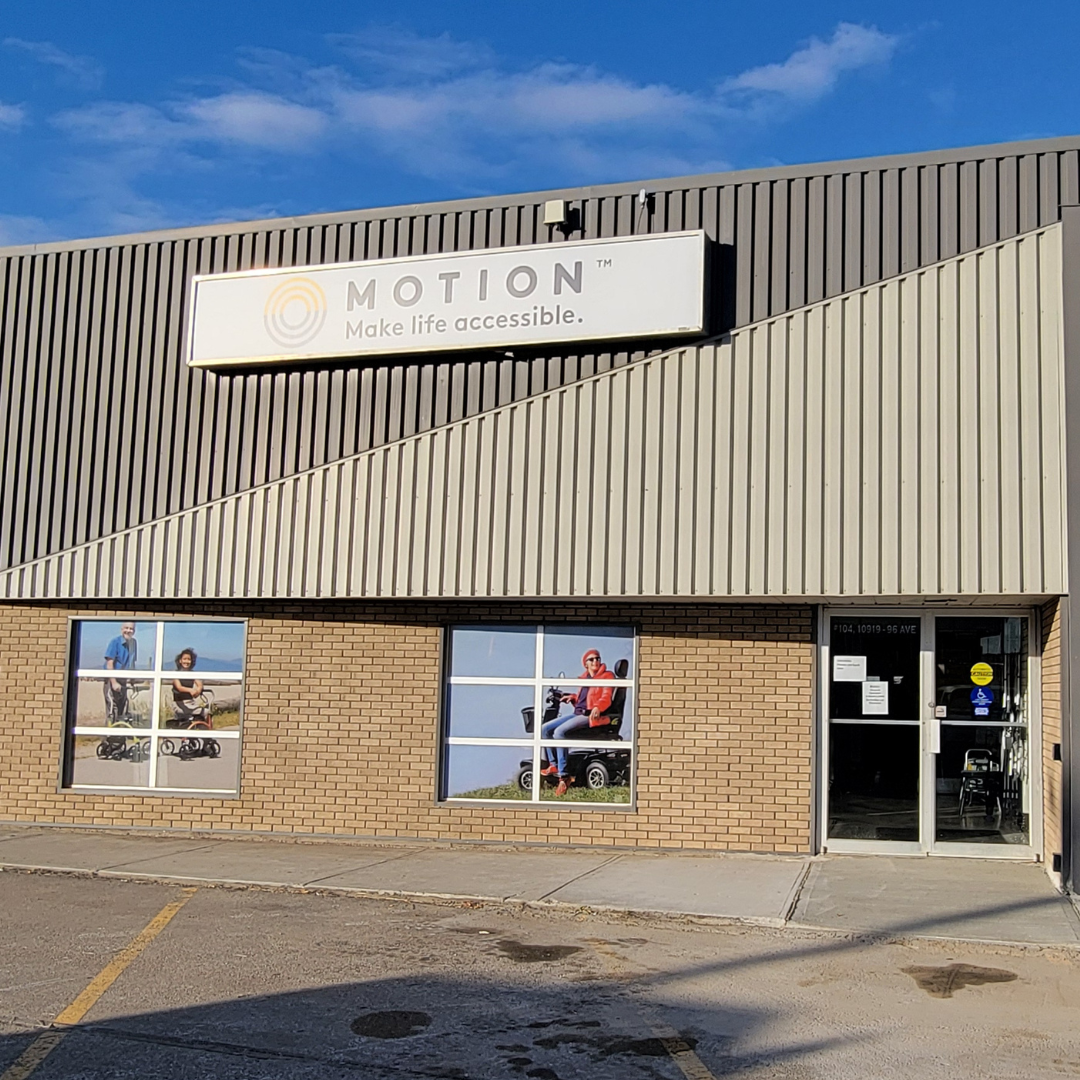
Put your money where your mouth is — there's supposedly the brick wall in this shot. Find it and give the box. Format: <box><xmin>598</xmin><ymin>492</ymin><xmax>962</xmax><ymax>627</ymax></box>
<box><xmin>1041</xmin><ymin>599</ymin><xmax>1064</xmax><ymax>876</ymax></box>
<box><xmin>0</xmin><ymin>602</ymin><xmax>815</xmax><ymax>853</ymax></box>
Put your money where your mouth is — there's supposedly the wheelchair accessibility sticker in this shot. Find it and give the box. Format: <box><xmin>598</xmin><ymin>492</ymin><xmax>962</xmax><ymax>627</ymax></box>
<box><xmin>971</xmin><ymin>686</ymin><xmax>994</xmax><ymax>716</ymax></box>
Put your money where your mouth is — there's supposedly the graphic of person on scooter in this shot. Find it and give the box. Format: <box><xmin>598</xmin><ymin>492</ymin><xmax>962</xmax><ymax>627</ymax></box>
<box><xmin>540</xmin><ymin>648</ymin><xmax>615</xmax><ymax>796</ymax></box>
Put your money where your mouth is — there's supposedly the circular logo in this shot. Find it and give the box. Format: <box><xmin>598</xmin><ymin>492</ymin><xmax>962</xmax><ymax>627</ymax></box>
<box><xmin>970</xmin><ymin>662</ymin><xmax>994</xmax><ymax>686</ymax></box>
<box><xmin>263</xmin><ymin>277</ymin><xmax>327</xmax><ymax>349</ymax></box>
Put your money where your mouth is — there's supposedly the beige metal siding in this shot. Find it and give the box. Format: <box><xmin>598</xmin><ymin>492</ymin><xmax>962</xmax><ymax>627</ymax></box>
<box><xmin>1</xmin><ymin>227</ymin><xmax>1065</xmax><ymax>600</ymax></box>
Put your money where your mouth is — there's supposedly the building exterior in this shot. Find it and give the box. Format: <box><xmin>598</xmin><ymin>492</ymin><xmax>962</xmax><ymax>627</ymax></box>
<box><xmin>1</xmin><ymin>135</ymin><xmax>1078</xmax><ymax>889</ymax></box>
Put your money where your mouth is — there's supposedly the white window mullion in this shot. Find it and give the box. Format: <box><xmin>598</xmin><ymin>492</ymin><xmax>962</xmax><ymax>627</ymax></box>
<box><xmin>74</xmin><ymin>669</ymin><xmax>244</xmax><ymax>680</ymax></box>
<box><xmin>146</xmin><ymin>732</ymin><xmax>160</xmax><ymax>789</ymax></box>
<box><xmin>446</xmin><ymin>737</ymin><xmax>534</xmax><ymax>746</ymax></box>
<box><xmin>73</xmin><ymin>727</ymin><xmax>241</xmax><ymax>738</ymax></box>
<box><xmin>532</xmin><ymin>626</ymin><xmax>545</xmax><ymax>802</ymax></box>
<box><xmin>445</xmin><ymin>676</ymin><xmax>537</xmax><ymax>686</ymax></box>
<box><xmin>147</xmin><ymin>620</ymin><xmax>166</xmax><ymax>788</ymax></box>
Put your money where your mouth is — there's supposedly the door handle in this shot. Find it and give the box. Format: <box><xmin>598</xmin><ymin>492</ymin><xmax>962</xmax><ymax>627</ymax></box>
<box><xmin>928</xmin><ymin>717</ymin><xmax>941</xmax><ymax>755</ymax></box>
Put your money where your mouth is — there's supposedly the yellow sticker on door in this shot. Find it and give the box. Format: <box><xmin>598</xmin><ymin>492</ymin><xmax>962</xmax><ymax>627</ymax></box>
<box><xmin>970</xmin><ymin>662</ymin><xmax>994</xmax><ymax>686</ymax></box>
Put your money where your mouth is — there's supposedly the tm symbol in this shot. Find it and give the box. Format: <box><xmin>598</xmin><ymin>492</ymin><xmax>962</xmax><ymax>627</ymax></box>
<box><xmin>596</xmin><ymin>258</ymin><xmax>612</xmax><ymax>268</ymax></box>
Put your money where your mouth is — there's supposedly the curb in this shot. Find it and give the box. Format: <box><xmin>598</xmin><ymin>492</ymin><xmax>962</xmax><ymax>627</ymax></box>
<box><xmin>5</xmin><ymin>860</ymin><xmax>1079</xmax><ymax>954</ymax></box>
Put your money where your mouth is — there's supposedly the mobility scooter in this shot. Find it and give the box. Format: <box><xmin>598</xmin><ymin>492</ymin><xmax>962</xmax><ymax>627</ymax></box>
<box><xmin>515</xmin><ymin>658</ymin><xmax>631</xmax><ymax>793</ymax></box>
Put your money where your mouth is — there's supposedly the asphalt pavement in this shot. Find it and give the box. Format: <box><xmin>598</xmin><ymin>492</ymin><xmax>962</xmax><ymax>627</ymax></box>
<box><xmin>1</xmin><ymin>824</ymin><xmax>1078</xmax><ymax>947</ymax></box>
<box><xmin>3</xmin><ymin>872</ymin><xmax>1080</xmax><ymax>1080</ymax></box>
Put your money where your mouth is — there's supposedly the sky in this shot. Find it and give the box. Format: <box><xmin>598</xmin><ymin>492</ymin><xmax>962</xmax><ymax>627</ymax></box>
<box><xmin>0</xmin><ymin>1</ymin><xmax>1077</xmax><ymax>247</ymax></box>
<box><xmin>76</xmin><ymin>620</ymin><xmax>245</xmax><ymax>672</ymax></box>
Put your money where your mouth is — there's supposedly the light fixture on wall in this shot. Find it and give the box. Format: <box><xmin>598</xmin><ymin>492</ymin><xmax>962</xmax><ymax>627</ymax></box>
<box><xmin>543</xmin><ymin>199</ymin><xmax>568</xmax><ymax>227</ymax></box>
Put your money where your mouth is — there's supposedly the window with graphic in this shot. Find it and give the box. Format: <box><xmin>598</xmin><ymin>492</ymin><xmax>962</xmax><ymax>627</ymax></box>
<box><xmin>442</xmin><ymin>626</ymin><xmax>635</xmax><ymax>805</ymax></box>
<box><xmin>65</xmin><ymin>619</ymin><xmax>245</xmax><ymax>795</ymax></box>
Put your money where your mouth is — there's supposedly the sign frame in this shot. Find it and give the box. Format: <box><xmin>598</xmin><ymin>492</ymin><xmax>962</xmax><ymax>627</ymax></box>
<box><xmin>185</xmin><ymin>230</ymin><xmax>711</xmax><ymax>370</ymax></box>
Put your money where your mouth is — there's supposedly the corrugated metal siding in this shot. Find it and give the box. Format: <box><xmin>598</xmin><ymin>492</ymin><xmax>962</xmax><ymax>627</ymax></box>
<box><xmin>0</xmin><ymin>141</ymin><xmax>1077</xmax><ymax>573</ymax></box>
<box><xmin>2</xmin><ymin>227</ymin><xmax>1064</xmax><ymax>601</ymax></box>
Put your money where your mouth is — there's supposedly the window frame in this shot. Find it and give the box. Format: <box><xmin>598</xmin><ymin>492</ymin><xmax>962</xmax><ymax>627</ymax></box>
<box><xmin>439</xmin><ymin>623</ymin><xmax>638</xmax><ymax>809</ymax></box>
<box><xmin>61</xmin><ymin>616</ymin><xmax>247</xmax><ymax>798</ymax></box>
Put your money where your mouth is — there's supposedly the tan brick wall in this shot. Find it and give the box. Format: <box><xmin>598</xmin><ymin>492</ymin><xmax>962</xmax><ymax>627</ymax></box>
<box><xmin>0</xmin><ymin>602</ymin><xmax>814</xmax><ymax>853</ymax></box>
<box><xmin>1041</xmin><ymin>599</ymin><xmax>1064</xmax><ymax>873</ymax></box>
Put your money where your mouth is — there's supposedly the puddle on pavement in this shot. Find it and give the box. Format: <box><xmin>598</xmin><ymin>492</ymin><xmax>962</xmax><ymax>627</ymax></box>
<box><xmin>902</xmin><ymin>963</ymin><xmax>1018</xmax><ymax>998</ymax></box>
<box><xmin>350</xmin><ymin>1010</ymin><xmax>432</xmax><ymax>1038</ymax></box>
<box><xmin>497</xmin><ymin>939</ymin><xmax>583</xmax><ymax>963</ymax></box>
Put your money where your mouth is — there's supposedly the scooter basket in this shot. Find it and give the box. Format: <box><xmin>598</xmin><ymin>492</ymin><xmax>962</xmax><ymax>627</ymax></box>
<box><xmin>522</xmin><ymin>706</ymin><xmax>534</xmax><ymax>734</ymax></box>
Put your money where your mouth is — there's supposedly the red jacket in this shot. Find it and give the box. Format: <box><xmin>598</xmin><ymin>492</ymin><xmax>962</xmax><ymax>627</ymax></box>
<box><xmin>573</xmin><ymin>664</ymin><xmax>615</xmax><ymax>725</ymax></box>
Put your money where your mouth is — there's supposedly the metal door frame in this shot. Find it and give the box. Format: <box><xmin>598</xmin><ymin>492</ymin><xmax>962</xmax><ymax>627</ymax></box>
<box><xmin>818</xmin><ymin>606</ymin><xmax>1042</xmax><ymax>859</ymax></box>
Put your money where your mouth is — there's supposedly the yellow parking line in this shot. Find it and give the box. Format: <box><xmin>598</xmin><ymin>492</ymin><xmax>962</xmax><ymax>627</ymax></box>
<box><xmin>0</xmin><ymin>1033</ymin><xmax>67</xmax><ymax>1080</ymax></box>
<box><xmin>0</xmin><ymin>887</ymin><xmax>197</xmax><ymax>1080</ymax></box>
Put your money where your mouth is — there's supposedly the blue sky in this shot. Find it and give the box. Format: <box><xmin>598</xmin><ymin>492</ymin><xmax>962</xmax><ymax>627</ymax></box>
<box><xmin>76</xmin><ymin>620</ymin><xmax>245</xmax><ymax>672</ymax></box>
<box><xmin>1</xmin><ymin>1</ymin><xmax>1077</xmax><ymax>246</ymax></box>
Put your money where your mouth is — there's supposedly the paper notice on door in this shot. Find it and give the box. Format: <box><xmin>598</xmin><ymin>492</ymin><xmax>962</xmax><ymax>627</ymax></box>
<box><xmin>861</xmin><ymin>681</ymin><xmax>889</xmax><ymax>715</ymax></box>
<box><xmin>833</xmin><ymin>655</ymin><xmax>867</xmax><ymax>682</ymax></box>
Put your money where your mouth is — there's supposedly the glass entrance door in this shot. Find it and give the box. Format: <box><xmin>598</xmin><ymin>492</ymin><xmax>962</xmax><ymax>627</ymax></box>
<box><xmin>823</xmin><ymin>611</ymin><xmax>1037</xmax><ymax>856</ymax></box>
<box><xmin>931</xmin><ymin>616</ymin><xmax>1032</xmax><ymax>852</ymax></box>
<box><xmin>826</xmin><ymin>616</ymin><xmax>924</xmax><ymax>849</ymax></box>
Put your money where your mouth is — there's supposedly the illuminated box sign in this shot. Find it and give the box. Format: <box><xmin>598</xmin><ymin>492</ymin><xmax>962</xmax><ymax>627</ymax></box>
<box><xmin>186</xmin><ymin>231</ymin><xmax>707</xmax><ymax>368</ymax></box>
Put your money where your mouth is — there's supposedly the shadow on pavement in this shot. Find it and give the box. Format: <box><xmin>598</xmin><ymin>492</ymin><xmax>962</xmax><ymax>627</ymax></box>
<box><xmin>3</xmin><ymin>883</ymin><xmax>1070</xmax><ymax>1079</ymax></box>
<box><xmin>0</xmin><ymin>972</ymin><xmax>866</xmax><ymax>1080</ymax></box>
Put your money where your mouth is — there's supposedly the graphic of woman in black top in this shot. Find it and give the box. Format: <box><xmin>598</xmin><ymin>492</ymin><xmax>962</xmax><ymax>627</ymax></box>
<box><xmin>170</xmin><ymin>649</ymin><xmax>208</xmax><ymax>727</ymax></box>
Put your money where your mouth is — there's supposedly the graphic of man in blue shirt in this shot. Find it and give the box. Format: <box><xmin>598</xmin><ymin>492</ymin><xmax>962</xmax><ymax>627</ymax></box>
<box><xmin>103</xmin><ymin>622</ymin><xmax>138</xmax><ymax>721</ymax></box>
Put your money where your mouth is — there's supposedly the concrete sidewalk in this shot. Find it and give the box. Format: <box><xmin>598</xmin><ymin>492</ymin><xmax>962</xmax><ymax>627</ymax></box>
<box><xmin>2</xmin><ymin>824</ymin><xmax>1078</xmax><ymax>948</ymax></box>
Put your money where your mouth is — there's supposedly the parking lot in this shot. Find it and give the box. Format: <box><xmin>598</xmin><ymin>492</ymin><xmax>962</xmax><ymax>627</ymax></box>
<box><xmin>2</xmin><ymin>869</ymin><xmax>1079</xmax><ymax>1079</ymax></box>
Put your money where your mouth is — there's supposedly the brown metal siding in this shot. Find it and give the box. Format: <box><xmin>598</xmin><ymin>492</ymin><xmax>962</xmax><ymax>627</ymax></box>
<box><xmin>0</xmin><ymin>141</ymin><xmax>1077</xmax><ymax>573</ymax></box>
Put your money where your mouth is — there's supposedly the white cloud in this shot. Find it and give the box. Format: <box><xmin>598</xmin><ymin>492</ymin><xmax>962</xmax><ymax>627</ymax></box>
<box><xmin>328</xmin><ymin>26</ymin><xmax>492</xmax><ymax>80</ymax></box>
<box><xmin>34</xmin><ymin>22</ymin><xmax>900</xmax><ymax>234</ymax></box>
<box><xmin>55</xmin><ymin>92</ymin><xmax>326</xmax><ymax>152</ymax></box>
<box><xmin>50</xmin><ymin>21</ymin><xmax>900</xmax><ymax>169</ymax></box>
<box><xmin>320</xmin><ymin>23</ymin><xmax>897</xmax><ymax>178</ymax></box>
<box><xmin>3</xmin><ymin>38</ymin><xmax>104</xmax><ymax>90</ymax></box>
<box><xmin>0</xmin><ymin>102</ymin><xmax>26</xmax><ymax>130</ymax></box>
<box><xmin>53</xmin><ymin>101</ymin><xmax>185</xmax><ymax>143</ymax></box>
<box><xmin>181</xmin><ymin>92</ymin><xmax>328</xmax><ymax>149</ymax></box>
<box><xmin>0</xmin><ymin>213</ymin><xmax>57</xmax><ymax>246</ymax></box>
<box><xmin>326</xmin><ymin>62</ymin><xmax>710</xmax><ymax>181</ymax></box>
<box><xmin>55</xmin><ymin>21</ymin><xmax>895</xmax><ymax>162</ymax></box>
<box><xmin>332</xmin><ymin>65</ymin><xmax>692</xmax><ymax>135</ymax></box>
<box><xmin>47</xmin><ymin>148</ymin><xmax>183</xmax><ymax>236</ymax></box>
<box><xmin>720</xmin><ymin>23</ymin><xmax>897</xmax><ymax>104</ymax></box>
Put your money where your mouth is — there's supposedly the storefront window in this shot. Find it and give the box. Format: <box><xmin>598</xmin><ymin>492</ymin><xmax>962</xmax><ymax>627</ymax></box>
<box><xmin>442</xmin><ymin>625</ymin><xmax>635</xmax><ymax>805</ymax></box>
<box><xmin>65</xmin><ymin>619</ymin><xmax>245</xmax><ymax>795</ymax></box>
